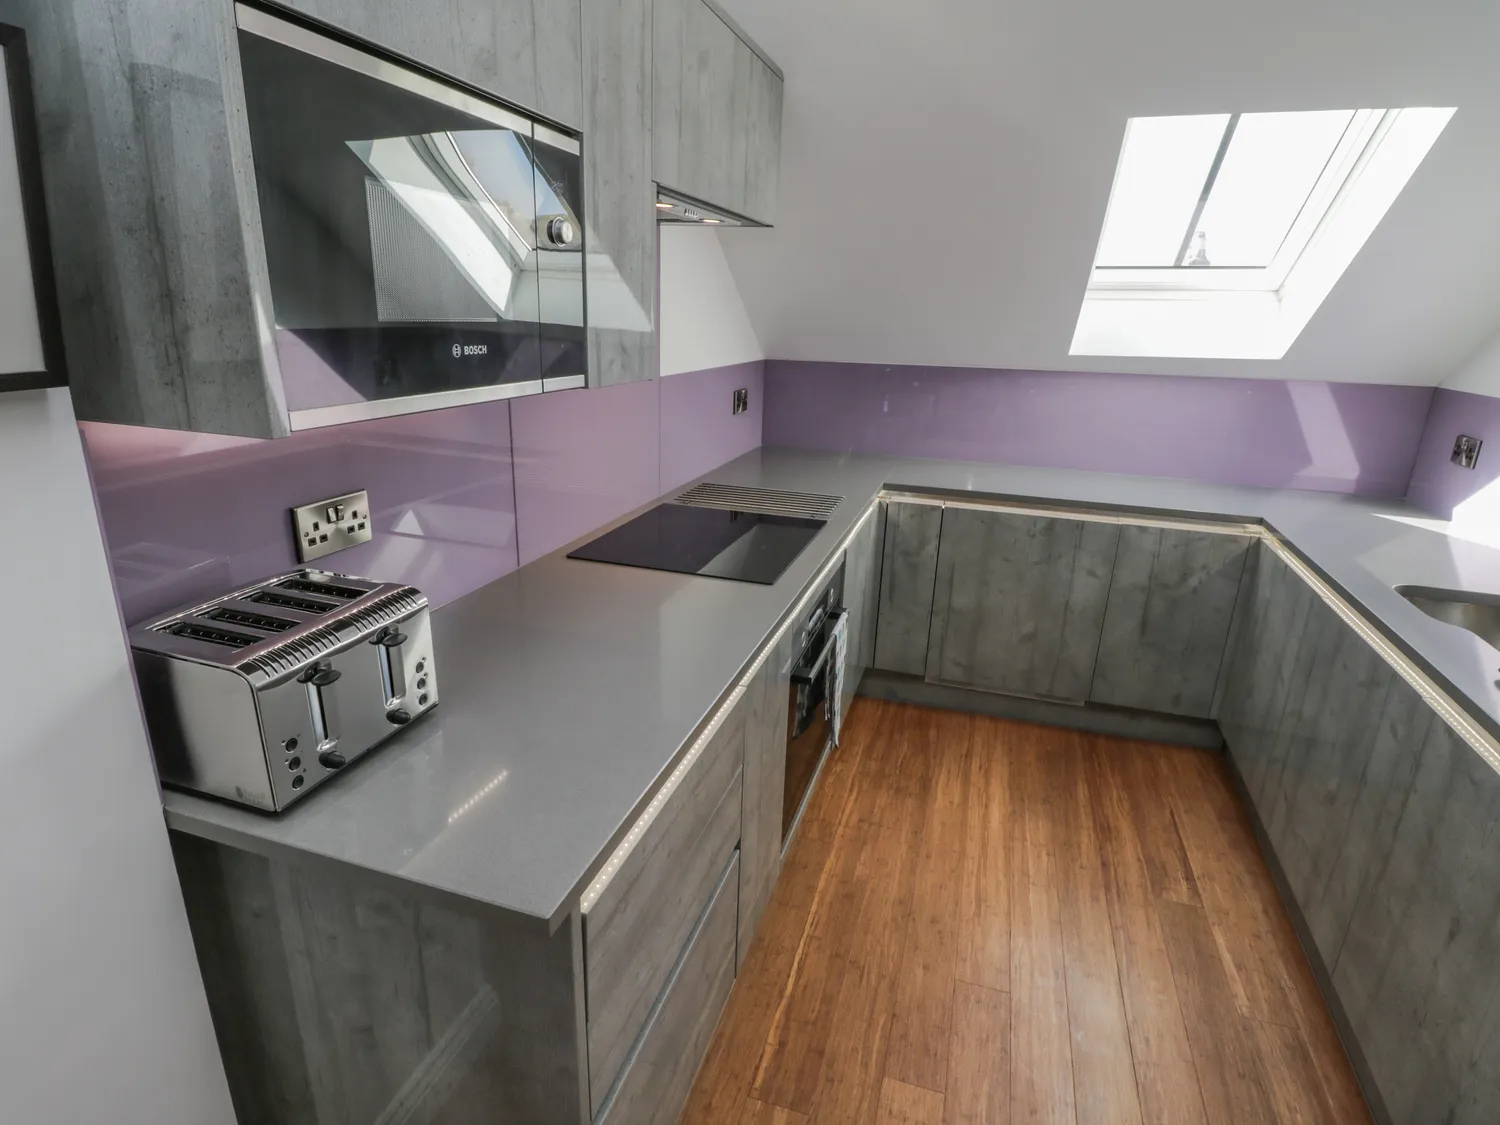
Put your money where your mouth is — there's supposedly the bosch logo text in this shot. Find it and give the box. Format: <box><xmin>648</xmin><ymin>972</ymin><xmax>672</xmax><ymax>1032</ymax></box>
<box><xmin>451</xmin><ymin>343</ymin><xmax>488</xmax><ymax>358</ymax></box>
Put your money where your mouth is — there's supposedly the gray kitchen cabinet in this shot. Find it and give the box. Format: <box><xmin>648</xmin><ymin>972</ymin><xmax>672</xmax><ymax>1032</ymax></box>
<box><xmin>583</xmin><ymin>0</ymin><xmax>657</xmax><ymax>386</ymax></box>
<box><xmin>1088</xmin><ymin>526</ymin><xmax>1253</xmax><ymax>717</ymax></box>
<box><xmin>873</xmin><ymin>502</ymin><xmax>943</xmax><ymax>676</ymax></box>
<box><xmin>738</xmin><ymin>631</ymin><xmax>793</xmax><ymax>968</ymax></box>
<box><xmin>653</xmin><ymin>0</ymin><xmax>783</xmax><ymax>223</ymax></box>
<box><xmin>1215</xmin><ymin>540</ymin><xmax>1500</xmax><ymax>1125</ymax></box>
<box><xmin>6</xmin><ymin>0</ymin><xmax>596</xmax><ymax>435</ymax></box>
<box><xmin>840</xmin><ymin>504</ymin><xmax>886</xmax><ymax>719</ymax></box>
<box><xmin>926</xmin><ymin>507</ymin><xmax>1120</xmax><ymax>702</ymax></box>
<box><xmin>597</xmin><ymin>854</ymin><xmax>739</xmax><ymax>1125</ymax></box>
<box><xmin>583</xmin><ymin>694</ymin><xmax>743</xmax><ymax>1112</ymax></box>
<box><xmin>272</xmin><ymin>0</ymin><xmax>543</xmax><ymax>116</ymax></box>
<box><xmin>1</xmin><ymin>0</ymin><xmax>279</xmax><ymax>435</ymax></box>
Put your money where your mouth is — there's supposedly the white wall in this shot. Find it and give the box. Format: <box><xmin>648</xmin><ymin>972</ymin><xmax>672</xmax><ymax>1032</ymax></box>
<box><xmin>1445</xmin><ymin>323</ymin><xmax>1500</xmax><ymax>397</ymax></box>
<box><xmin>718</xmin><ymin>0</ymin><xmax>1500</xmax><ymax>387</ymax></box>
<box><xmin>0</xmin><ymin>389</ymin><xmax>235</xmax><ymax>1124</ymax></box>
<box><xmin>658</xmin><ymin>226</ymin><xmax>763</xmax><ymax>376</ymax></box>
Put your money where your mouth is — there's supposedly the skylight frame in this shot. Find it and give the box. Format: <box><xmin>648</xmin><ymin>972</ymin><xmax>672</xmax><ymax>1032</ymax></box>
<box><xmin>1070</xmin><ymin>106</ymin><xmax>1456</xmax><ymax>360</ymax></box>
<box><xmin>1089</xmin><ymin>108</ymin><xmax>1389</xmax><ymax>295</ymax></box>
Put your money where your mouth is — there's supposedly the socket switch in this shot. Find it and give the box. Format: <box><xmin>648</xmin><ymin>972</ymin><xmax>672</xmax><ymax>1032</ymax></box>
<box><xmin>292</xmin><ymin>490</ymin><xmax>372</xmax><ymax>563</ymax></box>
<box><xmin>1453</xmin><ymin>435</ymin><xmax>1483</xmax><ymax>470</ymax></box>
<box><xmin>732</xmin><ymin>387</ymin><xmax>749</xmax><ymax>415</ymax></box>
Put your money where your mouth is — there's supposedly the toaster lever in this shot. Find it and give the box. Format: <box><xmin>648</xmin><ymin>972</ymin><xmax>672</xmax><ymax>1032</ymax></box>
<box><xmin>372</xmin><ymin>626</ymin><xmax>408</xmax><ymax>706</ymax></box>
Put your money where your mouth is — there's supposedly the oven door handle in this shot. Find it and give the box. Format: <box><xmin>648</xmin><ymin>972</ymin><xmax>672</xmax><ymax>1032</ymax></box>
<box><xmin>790</xmin><ymin>608</ymin><xmax>846</xmax><ymax>687</ymax></box>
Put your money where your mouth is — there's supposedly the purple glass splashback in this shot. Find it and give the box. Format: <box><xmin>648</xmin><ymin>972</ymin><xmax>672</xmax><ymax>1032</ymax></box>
<box><xmin>82</xmin><ymin>401</ymin><xmax>522</xmax><ymax>626</ymax></box>
<box><xmin>510</xmin><ymin>361</ymin><xmax>766</xmax><ymax>564</ymax></box>
<box><xmin>764</xmin><ymin>361</ymin><xmax>1433</xmax><ymax>498</ymax></box>
<box><xmin>660</xmin><ymin>361</ymin><xmax>764</xmax><ymax>493</ymax></box>
<box><xmin>83</xmin><ymin>362</ymin><xmax>767</xmax><ymax>624</ymax></box>
<box><xmin>1406</xmin><ymin>388</ymin><xmax>1500</xmax><ymax>518</ymax></box>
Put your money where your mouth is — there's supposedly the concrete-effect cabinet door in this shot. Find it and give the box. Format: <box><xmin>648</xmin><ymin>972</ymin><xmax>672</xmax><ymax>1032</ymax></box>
<box><xmin>925</xmin><ymin>507</ymin><xmax>1120</xmax><ymax>703</ymax></box>
<box><xmin>839</xmin><ymin>505</ymin><xmax>885</xmax><ymax>718</ymax></box>
<box><xmin>737</xmin><ymin>630</ymin><xmax>793</xmax><ymax>966</ymax></box>
<box><xmin>1088</xmin><ymin>526</ymin><xmax>1252</xmax><ymax>717</ymax></box>
<box><xmin>873</xmin><ymin>501</ymin><xmax>943</xmax><ymax>676</ymax></box>
<box><xmin>653</xmin><ymin>0</ymin><xmax>783</xmax><ymax>222</ymax></box>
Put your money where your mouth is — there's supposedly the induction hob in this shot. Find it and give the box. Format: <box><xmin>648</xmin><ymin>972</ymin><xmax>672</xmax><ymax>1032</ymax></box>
<box><xmin>567</xmin><ymin>503</ymin><xmax>827</xmax><ymax>585</ymax></box>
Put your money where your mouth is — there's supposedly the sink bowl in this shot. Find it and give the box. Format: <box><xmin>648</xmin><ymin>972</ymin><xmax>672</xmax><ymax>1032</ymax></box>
<box><xmin>1396</xmin><ymin>585</ymin><xmax>1500</xmax><ymax>651</ymax></box>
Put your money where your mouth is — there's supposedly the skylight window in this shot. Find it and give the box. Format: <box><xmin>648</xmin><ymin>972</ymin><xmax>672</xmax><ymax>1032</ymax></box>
<box><xmin>1072</xmin><ymin>107</ymin><xmax>1455</xmax><ymax>360</ymax></box>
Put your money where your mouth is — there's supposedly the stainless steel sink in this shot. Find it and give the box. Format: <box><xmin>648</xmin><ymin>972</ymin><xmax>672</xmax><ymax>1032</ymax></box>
<box><xmin>1396</xmin><ymin>585</ymin><xmax>1500</xmax><ymax>650</ymax></box>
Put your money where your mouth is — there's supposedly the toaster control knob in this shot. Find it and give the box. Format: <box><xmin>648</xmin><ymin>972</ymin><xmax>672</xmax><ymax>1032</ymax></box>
<box><xmin>546</xmin><ymin>216</ymin><xmax>576</xmax><ymax>247</ymax></box>
<box><xmin>386</xmin><ymin>708</ymin><xmax>413</xmax><ymax>726</ymax></box>
<box><xmin>310</xmin><ymin>668</ymin><xmax>341</xmax><ymax>687</ymax></box>
<box><xmin>318</xmin><ymin>749</ymin><xmax>347</xmax><ymax>770</ymax></box>
<box><xmin>376</xmin><ymin>630</ymin><xmax>408</xmax><ymax>648</ymax></box>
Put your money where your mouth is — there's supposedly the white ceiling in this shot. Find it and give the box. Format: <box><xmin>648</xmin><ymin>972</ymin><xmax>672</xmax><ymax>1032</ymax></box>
<box><xmin>714</xmin><ymin>0</ymin><xmax>1500</xmax><ymax>385</ymax></box>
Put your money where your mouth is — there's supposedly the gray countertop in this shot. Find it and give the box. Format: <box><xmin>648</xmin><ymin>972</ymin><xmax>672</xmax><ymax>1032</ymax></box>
<box><xmin>162</xmin><ymin>448</ymin><xmax>1500</xmax><ymax>925</ymax></box>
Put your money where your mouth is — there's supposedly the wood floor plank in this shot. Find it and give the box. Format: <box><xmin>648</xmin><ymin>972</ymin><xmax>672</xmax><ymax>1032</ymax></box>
<box><xmin>751</xmin><ymin>705</ymin><xmax>912</xmax><ymax>1114</ymax></box>
<box><xmin>1157</xmin><ymin>899</ymin><xmax>1276</xmax><ymax>1125</ymax></box>
<box><xmin>1010</xmin><ymin>728</ymin><xmax>1078</xmax><ymax>1125</ymax></box>
<box><xmin>1125</xmin><ymin>752</ymin><xmax>1202</xmax><ymax>908</ymax></box>
<box><xmin>887</xmin><ymin>710</ymin><xmax>973</xmax><ymax>1092</ymax></box>
<box><xmin>1252</xmin><ymin>1017</ymin><xmax>1355</xmax><ymax>1125</ymax></box>
<box><xmin>1085</xmin><ymin>743</ymin><xmax>1208</xmax><ymax>1125</ymax></box>
<box><xmin>1054</xmin><ymin>737</ymin><xmax>1143</xmax><ymax>1125</ymax></box>
<box><xmin>954</xmin><ymin>720</ymin><xmax>1011</xmax><ymax>993</ymax></box>
<box><xmin>681</xmin><ymin>704</ymin><xmax>880</xmax><ymax>1125</ymax></box>
<box><xmin>875</xmin><ymin>1077</ymin><xmax>947</xmax><ymax>1125</ymax></box>
<box><xmin>805</xmin><ymin>708</ymin><xmax>936</xmax><ymax>1125</ymax></box>
<box><xmin>741</xmin><ymin>1098</ymin><xmax>812</xmax><ymax>1125</ymax></box>
<box><xmin>1160</xmin><ymin>747</ymin><xmax>1300</xmax><ymax>1027</ymax></box>
<box><xmin>944</xmin><ymin>982</ymin><xmax>1009</xmax><ymax>1125</ymax></box>
<box><xmin>685</xmin><ymin>706</ymin><xmax>1370</xmax><ymax>1125</ymax></box>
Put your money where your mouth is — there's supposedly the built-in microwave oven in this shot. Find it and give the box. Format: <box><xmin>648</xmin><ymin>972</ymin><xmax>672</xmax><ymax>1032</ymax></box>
<box><xmin>235</xmin><ymin>4</ymin><xmax>586</xmax><ymax>430</ymax></box>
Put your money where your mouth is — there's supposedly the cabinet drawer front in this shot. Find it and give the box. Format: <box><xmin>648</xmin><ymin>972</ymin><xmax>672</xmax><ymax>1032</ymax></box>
<box><xmin>597</xmin><ymin>853</ymin><xmax>739</xmax><ymax>1125</ymax></box>
<box><xmin>585</xmin><ymin>707</ymin><xmax>745</xmax><ymax>1110</ymax></box>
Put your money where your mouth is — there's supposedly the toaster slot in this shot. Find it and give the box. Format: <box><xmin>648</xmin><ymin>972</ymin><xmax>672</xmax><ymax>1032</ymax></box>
<box><xmin>206</xmin><ymin>606</ymin><xmax>298</xmax><ymax>633</ymax></box>
<box><xmin>250</xmin><ymin>590</ymin><xmax>337</xmax><ymax>614</ymax></box>
<box><xmin>279</xmin><ymin>577</ymin><xmax>367</xmax><ymax>601</ymax></box>
<box><xmin>162</xmin><ymin>621</ymin><xmax>261</xmax><ymax>649</ymax></box>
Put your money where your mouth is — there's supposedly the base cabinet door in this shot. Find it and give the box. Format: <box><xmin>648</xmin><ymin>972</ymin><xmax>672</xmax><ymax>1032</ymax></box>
<box><xmin>597</xmin><ymin>854</ymin><xmax>739</xmax><ymax>1125</ymax></box>
<box><xmin>873</xmin><ymin>502</ymin><xmax>942</xmax><ymax>676</ymax></box>
<box><xmin>925</xmin><ymin>507</ymin><xmax>1119</xmax><ymax>702</ymax></box>
<box><xmin>738</xmin><ymin>632</ymin><xmax>793</xmax><ymax>966</ymax></box>
<box><xmin>1088</xmin><ymin>526</ymin><xmax>1252</xmax><ymax>717</ymax></box>
<box><xmin>839</xmin><ymin>504</ymin><xmax>885</xmax><ymax>719</ymax></box>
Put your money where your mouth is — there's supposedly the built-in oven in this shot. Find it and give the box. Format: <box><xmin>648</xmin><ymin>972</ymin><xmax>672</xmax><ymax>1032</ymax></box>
<box><xmin>783</xmin><ymin>564</ymin><xmax>846</xmax><ymax>843</ymax></box>
<box><xmin>234</xmin><ymin>4</ymin><xmax>587</xmax><ymax>430</ymax></box>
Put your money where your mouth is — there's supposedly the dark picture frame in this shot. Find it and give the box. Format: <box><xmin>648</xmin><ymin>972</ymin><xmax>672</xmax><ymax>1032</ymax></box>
<box><xmin>0</xmin><ymin>23</ymin><xmax>66</xmax><ymax>392</ymax></box>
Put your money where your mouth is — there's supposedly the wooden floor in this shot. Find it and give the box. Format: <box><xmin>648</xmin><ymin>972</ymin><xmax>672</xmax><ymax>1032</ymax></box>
<box><xmin>681</xmin><ymin>700</ymin><xmax>1372</xmax><ymax>1125</ymax></box>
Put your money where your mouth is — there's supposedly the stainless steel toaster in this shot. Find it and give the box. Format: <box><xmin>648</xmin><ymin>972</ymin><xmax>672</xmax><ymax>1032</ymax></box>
<box><xmin>130</xmin><ymin>570</ymin><xmax>437</xmax><ymax>811</ymax></box>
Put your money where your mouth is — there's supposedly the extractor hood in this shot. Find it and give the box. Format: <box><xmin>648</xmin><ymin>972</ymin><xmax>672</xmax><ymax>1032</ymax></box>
<box><xmin>655</xmin><ymin>187</ymin><xmax>762</xmax><ymax>227</ymax></box>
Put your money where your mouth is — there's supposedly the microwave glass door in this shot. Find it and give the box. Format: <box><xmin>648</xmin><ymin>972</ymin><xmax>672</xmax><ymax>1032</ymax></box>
<box><xmin>235</xmin><ymin>8</ymin><xmax>585</xmax><ymax>425</ymax></box>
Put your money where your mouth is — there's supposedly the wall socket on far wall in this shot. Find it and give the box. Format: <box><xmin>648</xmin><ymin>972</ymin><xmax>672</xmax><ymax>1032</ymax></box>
<box><xmin>732</xmin><ymin>387</ymin><xmax>749</xmax><ymax>415</ymax></box>
<box><xmin>1453</xmin><ymin>434</ymin><xmax>1483</xmax><ymax>470</ymax></box>
<box><xmin>292</xmin><ymin>489</ymin><xmax>373</xmax><ymax>563</ymax></box>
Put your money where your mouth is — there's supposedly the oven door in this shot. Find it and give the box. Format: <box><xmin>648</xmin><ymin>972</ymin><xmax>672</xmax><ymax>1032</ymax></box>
<box><xmin>783</xmin><ymin>609</ymin><xmax>846</xmax><ymax>842</ymax></box>
<box><xmin>235</xmin><ymin>6</ymin><xmax>584</xmax><ymax>427</ymax></box>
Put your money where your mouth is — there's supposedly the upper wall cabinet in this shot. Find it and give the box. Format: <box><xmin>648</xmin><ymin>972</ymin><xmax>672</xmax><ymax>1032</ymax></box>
<box><xmin>582</xmin><ymin>0</ymin><xmax>656</xmax><ymax>387</ymax></box>
<box><xmin>4</xmin><ymin>0</ymin><xmax>592</xmax><ymax>436</ymax></box>
<box><xmin>653</xmin><ymin>0</ymin><xmax>783</xmax><ymax>225</ymax></box>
